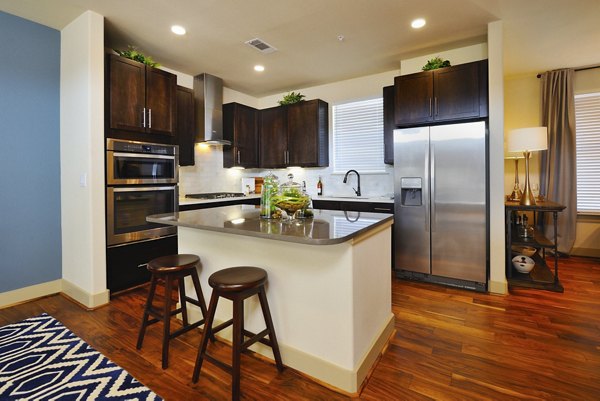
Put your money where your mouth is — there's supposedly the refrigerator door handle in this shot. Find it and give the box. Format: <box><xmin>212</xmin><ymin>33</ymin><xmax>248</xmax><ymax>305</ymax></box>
<box><xmin>425</xmin><ymin>143</ymin><xmax>430</xmax><ymax>232</ymax></box>
<box><xmin>430</xmin><ymin>143</ymin><xmax>436</xmax><ymax>232</ymax></box>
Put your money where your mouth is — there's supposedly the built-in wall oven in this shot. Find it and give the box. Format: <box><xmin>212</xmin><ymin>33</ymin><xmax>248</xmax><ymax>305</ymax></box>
<box><xmin>106</xmin><ymin>139</ymin><xmax>179</xmax><ymax>293</ymax></box>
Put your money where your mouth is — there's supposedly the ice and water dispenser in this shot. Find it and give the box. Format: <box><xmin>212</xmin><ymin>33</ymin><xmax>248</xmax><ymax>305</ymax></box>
<box><xmin>400</xmin><ymin>177</ymin><xmax>422</xmax><ymax>206</ymax></box>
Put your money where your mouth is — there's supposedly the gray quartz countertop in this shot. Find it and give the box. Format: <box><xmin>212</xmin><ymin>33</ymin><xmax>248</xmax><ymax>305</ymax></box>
<box><xmin>147</xmin><ymin>205</ymin><xmax>392</xmax><ymax>245</ymax></box>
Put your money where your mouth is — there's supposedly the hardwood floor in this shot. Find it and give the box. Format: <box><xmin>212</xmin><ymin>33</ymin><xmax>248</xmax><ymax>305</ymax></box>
<box><xmin>2</xmin><ymin>255</ymin><xmax>599</xmax><ymax>400</ymax></box>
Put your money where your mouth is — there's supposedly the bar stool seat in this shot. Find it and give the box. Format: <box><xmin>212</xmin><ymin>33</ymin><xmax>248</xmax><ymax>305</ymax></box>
<box><xmin>192</xmin><ymin>266</ymin><xmax>283</xmax><ymax>401</ymax></box>
<box><xmin>136</xmin><ymin>254</ymin><xmax>210</xmax><ymax>369</ymax></box>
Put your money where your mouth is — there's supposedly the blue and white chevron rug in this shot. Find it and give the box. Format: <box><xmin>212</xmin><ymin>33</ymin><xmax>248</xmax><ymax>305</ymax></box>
<box><xmin>0</xmin><ymin>313</ymin><xmax>161</xmax><ymax>400</ymax></box>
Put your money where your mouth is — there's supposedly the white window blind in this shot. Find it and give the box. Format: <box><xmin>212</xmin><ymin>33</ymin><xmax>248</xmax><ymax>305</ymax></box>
<box><xmin>333</xmin><ymin>98</ymin><xmax>385</xmax><ymax>173</ymax></box>
<box><xmin>575</xmin><ymin>92</ymin><xmax>600</xmax><ymax>213</ymax></box>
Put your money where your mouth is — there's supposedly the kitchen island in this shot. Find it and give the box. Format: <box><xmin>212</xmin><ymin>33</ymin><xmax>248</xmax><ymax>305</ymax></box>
<box><xmin>147</xmin><ymin>205</ymin><xmax>394</xmax><ymax>393</ymax></box>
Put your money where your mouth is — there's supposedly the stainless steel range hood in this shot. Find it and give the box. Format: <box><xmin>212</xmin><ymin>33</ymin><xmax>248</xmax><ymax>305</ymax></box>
<box><xmin>193</xmin><ymin>73</ymin><xmax>230</xmax><ymax>145</ymax></box>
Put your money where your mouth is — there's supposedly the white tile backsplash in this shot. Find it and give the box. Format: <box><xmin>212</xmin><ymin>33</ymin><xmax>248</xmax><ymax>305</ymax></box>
<box><xmin>179</xmin><ymin>145</ymin><xmax>394</xmax><ymax>198</ymax></box>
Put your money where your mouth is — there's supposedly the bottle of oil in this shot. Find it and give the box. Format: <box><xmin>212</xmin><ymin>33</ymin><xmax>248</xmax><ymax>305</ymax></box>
<box><xmin>317</xmin><ymin>176</ymin><xmax>323</xmax><ymax>196</ymax></box>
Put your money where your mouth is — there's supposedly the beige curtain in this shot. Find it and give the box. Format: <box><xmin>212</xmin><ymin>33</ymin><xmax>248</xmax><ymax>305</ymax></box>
<box><xmin>539</xmin><ymin>69</ymin><xmax>577</xmax><ymax>254</ymax></box>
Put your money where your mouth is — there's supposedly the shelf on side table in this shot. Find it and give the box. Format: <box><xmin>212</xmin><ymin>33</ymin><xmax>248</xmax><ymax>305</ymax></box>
<box><xmin>508</xmin><ymin>253</ymin><xmax>564</xmax><ymax>292</ymax></box>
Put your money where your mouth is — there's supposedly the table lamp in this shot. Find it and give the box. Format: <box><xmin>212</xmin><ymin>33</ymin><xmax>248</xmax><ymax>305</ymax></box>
<box><xmin>507</xmin><ymin>127</ymin><xmax>548</xmax><ymax>205</ymax></box>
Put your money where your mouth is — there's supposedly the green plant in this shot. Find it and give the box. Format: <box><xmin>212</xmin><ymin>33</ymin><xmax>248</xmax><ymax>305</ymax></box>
<box><xmin>278</xmin><ymin>91</ymin><xmax>306</xmax><ymax>105</ymax></box>
<box><xmin>114</xmin><ymin>46</ymin><xmax>160</xmax><ymax>68</ymax></box>
<box><xmin>422</xmin><ymin>57</ymin><xmax>451</xmax><ymax>71</ymax></box>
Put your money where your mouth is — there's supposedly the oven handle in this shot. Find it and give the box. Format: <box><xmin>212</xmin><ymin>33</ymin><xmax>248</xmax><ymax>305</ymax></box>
<box><xmin>111</xmin><ymin>186</ymin><xmax>177</xmax><ymax>193</ymax></box>
<box><xmin>111</xmin><ymin>152</ymin><xmax>176</xmax><ymax>160</ymax></box>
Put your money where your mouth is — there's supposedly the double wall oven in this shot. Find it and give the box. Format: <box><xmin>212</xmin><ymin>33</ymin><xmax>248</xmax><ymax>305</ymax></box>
<box><xmin>106</xmin><ymin>139</ymin><xmax>179</xmax><ymax>293</ymax></box>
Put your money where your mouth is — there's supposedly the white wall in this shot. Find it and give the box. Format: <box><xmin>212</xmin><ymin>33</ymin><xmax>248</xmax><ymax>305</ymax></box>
<box><xmin>488</xmin><ymin>21</ymin><xmax>507</xmax><ymax>294</ymax></box>
<box><xmin>400</xmin><ymin>43</ymin><xmax>488</xmax><ymax>75</ymax></box>
<box><xmin>60</xmin><ymin>11</ymin><xmax>109</xmax><ymax>307</ymax></box>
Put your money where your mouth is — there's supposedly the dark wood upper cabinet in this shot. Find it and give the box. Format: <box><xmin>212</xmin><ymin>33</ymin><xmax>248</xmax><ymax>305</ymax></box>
<box><xmin>259</xmin><ymin>106</ymin><xmax>287</xmax><ymax>168</ymax></box>
<box><xmin>175</xmin><ymin>86</ymin><xmax>195</xmax><ymax>166</ymax></box>
<box><xmin>383</xmin><ymin>85</ymin><xmax>395</xmax><ymax>165</ymax></box>
<box><xmin>394</xmin><ymin>60</ymin><xmax>488</xmax><ymax>127</ymax></box>
<box><xmin>223</xmin><ymin>103</ymin><xmax>259</xmax><ymax>168</ymax></box>
<box><xmin>145</xmin><ymin>67</ymin><xmax>177</xmax><ymax>135</ymax></box>
<box><xmin>394</xmin><ymin>73</ymin><xmax>433</xmax><ymax>126</ymax></box>
<box><xmin>259</xmin><ymin>99</ymin><xmax>329</xmax><ymax>168</ymax></box>
<box><xmin>287</xmin><ymin>100</ymin><xmax>329</xmax><ymax>167</ymax></box>
<box><xmin>106</xmin><ymin>54</ymin><xmax>176</xmax><ymax>140</ymax></box>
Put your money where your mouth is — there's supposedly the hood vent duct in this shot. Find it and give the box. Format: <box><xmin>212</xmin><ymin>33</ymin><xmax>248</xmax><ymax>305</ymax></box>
<box><xmin>193</xmin><ymin>73</ymin><xmax>230</xmax><ymax>145</ymax></box>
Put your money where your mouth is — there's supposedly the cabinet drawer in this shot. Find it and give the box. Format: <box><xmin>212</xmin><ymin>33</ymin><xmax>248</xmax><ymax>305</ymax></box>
<box><xmin>107</xmin><ymin>235</ymin><xmax>178</xmax><ymax>293</ymax></box>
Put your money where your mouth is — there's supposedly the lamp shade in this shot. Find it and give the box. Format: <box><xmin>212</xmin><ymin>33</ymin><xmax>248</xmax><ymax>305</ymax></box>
<box><xmin>507</xmin><ymin>127</ymin><xmax>548</xmax><ymax>153</ymax></box>
<box><xmin>504</xmin><ymin>141</ymin><xmax>525</xmax><ymax>159</ymax></box>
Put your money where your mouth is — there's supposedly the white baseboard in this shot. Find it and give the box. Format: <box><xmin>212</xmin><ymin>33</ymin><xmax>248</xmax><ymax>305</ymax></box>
<box><xmin>61</xmin><ymin>279</ymin><xmax>110</xmax><ymax>309</ymax></box>
<box><xmin>571</xmin><ymin>247</ymin><xmax>600</xmax><ymax>258</ymax></box>
<box><xmin>186</xmin><ymin>308</ymin><xmax>395</xmax><ymax>394</ymax></box>
<box><xmin>0</xmin><ymin>280</ymin><xmax>62</xmax><ymax>309</ymax></box>
<box><xmin>0</xmin><ymin>279</ymin><xmax>109</xmax><ymax>310</ymax></box>
<box><xmin>488</xmin><ymin>279</ymin><xmax>508</xmax><ymax>295</ymax></box>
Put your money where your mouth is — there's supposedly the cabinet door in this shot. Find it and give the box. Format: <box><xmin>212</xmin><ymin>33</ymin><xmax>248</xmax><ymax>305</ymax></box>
<box><xmin>433</xmin><ymin>62</ymin><xmax>480</xmax><ymax>122</ymax></box>
<box><xmin>394</xmin><ymin>72</ymin><xmax>433</xmax><ymax>126</ymax></box>
<box><xmin>175</xmin><ymin>86</ymin><xmax>195</xmax><ymax>166</ymax></box>
<box><xmin>287</xmin><ymin>100</ymin><xmax>329</xmax><ymax>167</ymax></box>
<box><xmin>223</xmin><ymin>103</ymin><xmax>259</xmax><ymax>168</ymax></box>
<box><xmin>259</xmin><ymin>106</ymin><xmax>287</xmax><ymax>168</ymax></box>
<box><xmin>108</xmin><ymin>55</ymin><xmax>145</xmax><ymax>132</ymax></box>
<box><xmin>383</xmin><ymin>85</ymin><xmax>395</xmax><ymax>165</ymax></box>
<box><xmin>145</xmin><ymin>67</ymin><xmax>176</xmax><ymax>135</ymax></box>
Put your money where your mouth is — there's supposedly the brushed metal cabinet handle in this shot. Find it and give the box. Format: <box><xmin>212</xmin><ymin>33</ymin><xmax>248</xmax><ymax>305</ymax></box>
<box><xmin>148</xmin><ymin>108</ymin><xmax>152</xmax><ymax>128</ymax></box>
<box><xmin>142</xmin><ymin>107</ymin><xmax>146</xmax><ymax>128</ymax></box>
<box><xmin>237</xmin><ymin>149</ymin><xmax>241</xmax><ymax>164</ymax></box>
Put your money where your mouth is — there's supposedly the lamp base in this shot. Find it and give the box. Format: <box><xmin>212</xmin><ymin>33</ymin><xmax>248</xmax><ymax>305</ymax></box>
<box><xmin>519</xmin><ymin>151</ymin><xmax>536</xmax><ymax>206</ymax></box>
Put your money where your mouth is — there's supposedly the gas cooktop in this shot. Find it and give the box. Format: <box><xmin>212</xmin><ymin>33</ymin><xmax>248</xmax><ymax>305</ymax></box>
<box><xmin>185</xmin><ymin>192</ymin><xmax>245</xmax><ymax>200</ymax></box>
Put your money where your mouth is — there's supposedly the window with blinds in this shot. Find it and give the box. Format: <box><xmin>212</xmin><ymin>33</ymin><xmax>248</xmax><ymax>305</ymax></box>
<box><xmin>575</xmin><ymin>92</ymin><xmax>600</xmax><ymax>213</ymax></box>
<box><xmin>333</xmin><ymin>98</ymin><xmax>385</xmax><ymax>173</ymax></box>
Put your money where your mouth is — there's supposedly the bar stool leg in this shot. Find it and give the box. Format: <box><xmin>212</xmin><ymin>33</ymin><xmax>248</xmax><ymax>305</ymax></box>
<box><xmin>162</xmin><ymin>274</ymin><xmax>173</xmax><ymax>369</ymax></box>
<box><xmin>192</xmin><ymin>290</ymin><xmax>219</xmax><ymax>383</ymax></box>
<box><xmin>178</xmin><ymin>276</ymin><xmax>189</xmax><ymax>327</ymax></box>
<box><xmin>231</xmin><ymin>296</ymin><xmax>244</xmax><ymax>401</ymax></box>
<box><xmin>137</xmin><ymin>274</ymin><xmax>158</xmax><ymax>349</ymax></box>
<box><xmin>189</xmin><ymin>269</ymin><xmax>215</xmax><ymax>342</ymax></box>
<box><xmin>258</xmin><ymin>288</ymin><xmax>283</xmax><ymax>371</ymax></box>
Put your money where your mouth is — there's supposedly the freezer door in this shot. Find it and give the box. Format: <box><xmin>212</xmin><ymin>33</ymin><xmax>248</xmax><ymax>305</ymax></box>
<box><xmin>394</xmin><ymin>127</ymin><xmax>431</xmax><ymax>274</ymax></box>
<box><xmin>430</xmin><ymin>121</ymin><xmax>487</xmax><ymax>282</ymax></box>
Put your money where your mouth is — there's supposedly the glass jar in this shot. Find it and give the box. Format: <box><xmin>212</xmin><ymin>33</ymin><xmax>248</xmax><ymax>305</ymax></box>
<box><xmin>272</xmin><ymin>173</ymin><xmax>311</xmax><ymax>220</ymax></box>
<box><xmin>260</xmin><ymin>172</ymin><xmax>279</xmax><ymax>219</ymax></box>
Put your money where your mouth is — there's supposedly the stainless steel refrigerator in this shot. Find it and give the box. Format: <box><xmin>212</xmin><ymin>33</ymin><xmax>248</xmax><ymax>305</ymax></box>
<box><xmin>393</xmin><ymin>121</ymin><xmax>488</xmax><ymax>291</ymax></box>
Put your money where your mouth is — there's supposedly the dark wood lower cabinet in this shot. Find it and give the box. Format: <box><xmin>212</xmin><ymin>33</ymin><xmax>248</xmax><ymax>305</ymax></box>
<box><xmin>106</xmin><ymin>235</ymin><xmax>178</xmax><ymax>293</ymax></box>
<box><xmin>312</xmin><ymin>199</ymin><xmax>393</xmax><ymax>214</ymax></box>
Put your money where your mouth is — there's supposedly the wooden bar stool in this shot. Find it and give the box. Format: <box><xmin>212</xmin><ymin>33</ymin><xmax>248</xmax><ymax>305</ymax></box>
<box><xmin>192</xmin><ymin>266</ymin><xmax>283</xmax><ymax>400</ymax></box>
<box><xmin>136</xmin><ymin>254</ymin><xmax>210</xmax><ymax>369</ymax></box>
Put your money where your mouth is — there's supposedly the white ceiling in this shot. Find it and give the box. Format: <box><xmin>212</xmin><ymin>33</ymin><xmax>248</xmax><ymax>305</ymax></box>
<box><xmin>1</xmin><ymin>0</ymin><xmax>598</xmax><ymax>96</ymax></box>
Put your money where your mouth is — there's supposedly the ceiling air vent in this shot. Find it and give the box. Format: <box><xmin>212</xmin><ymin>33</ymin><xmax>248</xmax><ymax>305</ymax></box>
<box><xmin>245</xmin><ymin>38</ymin><xmax>277</xmax><ymax>54</ymax></box>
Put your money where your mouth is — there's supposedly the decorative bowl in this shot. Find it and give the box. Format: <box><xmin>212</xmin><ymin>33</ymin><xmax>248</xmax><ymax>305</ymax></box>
<box><xmin>511</xmin><ymin>245</ymin><xmax>536</xmax><ymax>257</ymax></box>
<box><xmin>512</xmin><ymin>255</ymin><xmax>535</xmax><ymax>274</ymax></box>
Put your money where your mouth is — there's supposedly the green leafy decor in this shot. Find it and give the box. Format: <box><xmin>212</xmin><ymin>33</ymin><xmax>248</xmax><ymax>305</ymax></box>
<box><xmin>114</xmin><ymin>46</ymin><xmax>160</xmax><ymax>68</ymax></box>
<box><xmin>422</xmin><ymin>57</ymin><xmax>451</xmax><ymax>71</ymax></box>
<box><xmin>278</xmin><ymin>91</ymin><xmax>306</xmax><ymax>105</ymax></box>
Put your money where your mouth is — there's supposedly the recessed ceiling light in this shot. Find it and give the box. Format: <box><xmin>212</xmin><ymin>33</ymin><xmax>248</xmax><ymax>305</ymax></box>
<box><xmin>254</xmin><ymin>65</ymin><xmax>265</xmax><ymax>72</ymax></box>
<box><xmin>411</xmin><ymin>18</ymin><xmax>426</xmax><ymax>29</ymax></box>
<box><xmin>171</xmin><ymin>25</ymin><xmax>186</xmax><ymax>35</ymax></box>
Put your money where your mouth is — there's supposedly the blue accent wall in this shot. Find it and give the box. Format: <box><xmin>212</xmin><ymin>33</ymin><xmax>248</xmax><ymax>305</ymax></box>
<box><xmin>0</xmin><ymin>11</ymin><xmax>61</xmax><ymax>292</ymax></box>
